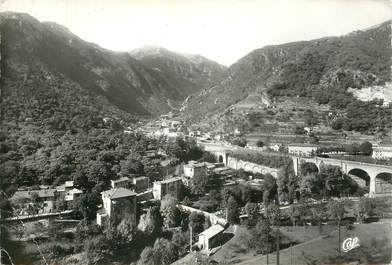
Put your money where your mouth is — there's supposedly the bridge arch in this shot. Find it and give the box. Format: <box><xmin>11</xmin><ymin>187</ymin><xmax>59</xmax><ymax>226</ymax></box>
<box><xmin>375</xmin><ymin>172</ymin><xmax>392</xmax><ymax>194</ymax></box>
<box><xmin>218</xmin><ymin>155</ymin><xmax>224</xmax><ymax>163</ymax></box>
<box><xmin>347</xmin><ymin>168</ymin><xmax>370</xmax><ymax>188</ymax></box>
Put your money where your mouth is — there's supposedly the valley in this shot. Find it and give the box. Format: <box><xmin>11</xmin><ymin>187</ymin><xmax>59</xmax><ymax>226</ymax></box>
<box><xmin>0</xmin><ymin>8</ymin><xmax>391</xmax><ymax>265</ymax></box>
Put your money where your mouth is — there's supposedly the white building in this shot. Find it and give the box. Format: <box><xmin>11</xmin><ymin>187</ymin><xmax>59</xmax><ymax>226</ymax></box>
<box><xmin>198</xmin><ymin>224</ymin><xmax>225</xmax><ymax>251</ymax></box>
<box><xmin>269</xmin><ymin>143</ymin><xmax>281</xmax><ymax>152</ymax></box>
<box><xmin>372</xmin><ymin>145</ymin><xmax>392</xmax><ymax>160</ymax></box>
<box><xmin>183</xmin><ymin>162</ymin><xmax>207</xmax><ymax>179</ymax></box>
<box><xmin>64</xmin><ymin>188</ymin><xmax>83</xmax><ymax>202</ymax></box>
<box><xmin>288</xmin><ymin>144</ymin><xmax>318</xmax><ymax>156</ymax></box>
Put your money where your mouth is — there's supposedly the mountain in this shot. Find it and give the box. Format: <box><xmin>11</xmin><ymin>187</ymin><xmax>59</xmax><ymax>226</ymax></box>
<box><xmin>180</xmin><ymin>20</ymin><xmax>392</xmax><ymax>136</ymax></box>
<box><xmin>130</xmin><ymin>46</ymin><xmax>227</xmax><ymax>97</ymax></box>
<box><xmin>0</xmin><ymin>12</ymin><xmax>226</xmax><ymax>119</ymax></box>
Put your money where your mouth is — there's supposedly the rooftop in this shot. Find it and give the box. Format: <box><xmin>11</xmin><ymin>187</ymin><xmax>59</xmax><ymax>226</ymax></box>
<box><xmin>101</xmin><ymin>188</ymin><xmax>137</xmax><ymax>199</ymax></box>
<box><xmin>157</xmin><ymin>177</ymin><xmax>182</xmax><ymax>184</ymax></box>
<box><xmin>11</xmin><ymin>189</ymin><xmax>56</xmax><ymax>201</ymax></box>
<box><xmin>133</xmin><ymin>176</ymin><xmax>148</xmax><ymax>181</ymax></box>
<box><xmin>374</xmin><ymin>145</ymin><xmax>392</xmax><ymax>150</ymax></box>
<box><xmin>111</xmin><ymin>177</ymin><xmax>130</xmax><ymax>183</ymax></box>
<box><xmin>184</xmin><ymin>162</ymin><xmax>206</xmax><ymax>168</ymax></box>
<box><xmin>199</xmin><ymin>224</ymin><xmax>225</xmax><ymax>238</ymax></box>
<box><xmin>65</xmin><ymin>181</ymin><xmax>74</xmax><ymax>187</ymax></box>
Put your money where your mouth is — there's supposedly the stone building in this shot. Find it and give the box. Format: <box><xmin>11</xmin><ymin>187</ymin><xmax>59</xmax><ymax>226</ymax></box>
<box><xmin>152</xmin><ymin>177</ymin><xmax>183</xmax><ymax>200</ymax></box>
<box><xmin>97</xmin><ymin>188</ymin><xmax>137</xmax><ymax>227</ymax></box>
<box><xmin>111</xmin><ymin>176</ymin><xmax>131</xmax><ymax>189</ymax></box>
<box><xmin>132</xmin><ymin>176</ymin><xmax>149</xmax><ymax>192</ymax></box>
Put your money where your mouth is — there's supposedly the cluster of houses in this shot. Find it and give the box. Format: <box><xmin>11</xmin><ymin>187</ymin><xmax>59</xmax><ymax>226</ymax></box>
<box><xmin>10</xmin><ymin>181</ymin><xmax>83</xmax><ymax>216</ymax></box>
<box><xmin>94</xmin><ymin>159</ymin><xmax>240</xmax><ymax>252</ymax></box>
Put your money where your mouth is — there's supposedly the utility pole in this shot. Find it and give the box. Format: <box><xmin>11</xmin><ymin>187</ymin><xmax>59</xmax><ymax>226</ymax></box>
<box><xmin>0</xmin><ymin>208</ymin><xmax>2</xmax><ymax>265</ymax></box>
<box><xmin>189</xmin><ymin>225</ymin><xmax>193</xmax><ymax>253</ymax></box>
<box><xmin>290</xmin><ymin>243</ymin><xmax>293</xmax><ymax>265</ymax></box>
<box><xmin>338</xmin><ymin>219</ymin><xmax>342</xmax><ymax>256</ymax></box>
<box><xmin>266</xmin><ymin>234</ymin><xmax>269</xmax><ymax>265</ymax></box>
<box><xmin>276</xmin><ymin>222</ymin><xmax>280</xmax><ymax>265</ymax></box>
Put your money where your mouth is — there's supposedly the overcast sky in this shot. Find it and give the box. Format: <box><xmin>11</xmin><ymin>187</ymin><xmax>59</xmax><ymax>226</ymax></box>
<box><xmin>1</xmin><ymin>0</ymin><xmax>391</xmax><ymax>66</ymax></box>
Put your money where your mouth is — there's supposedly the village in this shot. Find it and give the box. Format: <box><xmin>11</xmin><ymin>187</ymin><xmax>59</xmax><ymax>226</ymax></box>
<box><xmin>3</xmin><ymin>112</ymin><xmax>392</xmax><ymax>265</ymax></box>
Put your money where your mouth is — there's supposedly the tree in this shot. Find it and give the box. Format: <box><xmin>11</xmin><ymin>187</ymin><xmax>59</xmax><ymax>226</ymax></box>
<box><xmin>75</xmin><ymin>192</ymin><xmax>100</xmax><ymax>220</ymax></box>
<box><xmin>191</xmin><ymin>173</ymin><xmax>210</xmax><ymax>195</ymax></box>
<box><xmin>304</xmin><ymin>110</ymin><xmax>318</xmax><ymax>128</ymax></box>
<box><xmin>300</xmin><ymin>162</ymin><xmax>319</xmax><ymax>176</ymax></box>
<box><xmin>252</xmin><ymin>219</ymin><xmax>274</xmax><ymax>255</ymax></box>
<box><xmin>266</xmin><ymin>204</ymin><xmax>282</xmax><ymax>265</ymax></box>
<box><xmin>356</xmin><ymin>198</ymin><xmax>386</xmax><ymax>223</ymax></box>
<box><xmin>346</xmin><ymin>143</ymin><xmax>360</xmax><ymax>155</ymax></box>
<box><xmin>160</xmin><ymin>194</ymin><xmax>181</xmax><ymax>228</ymax></box>
<box><xmin>288</xmin><ymin>205</ymin><xmax>301</xmax><ymax>226</ymax></box>
<box><xmin>319</xmin><ymin>165</ymin><xmax>343</xmax><ymax>197</ymax></box>
<box><xmin>310</xmin><ymin>203</ymin><xmax>326</xmax><ymax>231</ymax></box>
<box><xmin>152</xmin><ymin>238</ymin><xmax>178</xmax><ymax>265</ymax></box>
<box><xmin>327</xmin><ymin>200</ymin><xmax>348</xmax><ymax>255</ymax></box>
<box><xmin>172</xmin><ymin>230</ymin><xmax>189</xmax><ymax>256</ymax></box>
<box><xmin>359</xmin><ymin>141</ymin><xmax>373</xmax><ymax>156</ymax></box>
<box><xmin>294</xmin><ymin>126</ymin><xmax>305</xmax><ymax>135</ymax></box>
<box><xmin>232</xmin><ymin>137</ymin><xmax>247</xmax><ymax>147</ymax></box>
<box><xmin>256</xmin><ymin>140</ymin><xmax>264</xmax><ymax>147</ymax></box>
<box><xmin>277</xmin><ymin>162</ymin><xmax>296</xmax><ymax>203</ymax></box>
<box><xmin>120</xmin><ymin>158</ymin><xmax>144</xmax><ymax>175</ymax></box>
<box><xmin>226</xmin><ymin>196</ymin><xmax>240</xmax><ymax>224</ymax></box>
<box><xmin>262</xmin><ymin>174</ymin><xmax>277</xmax><ymax>207</ymax></box>
<box><xmin>138</xmin><ymin>246</ymin><xmax>155</xmax><ymax>265</ymax></box>
<box><xmin>189</xmin><ymin>212</ymin><xmax>206</xmax><ymax>234</ymax></box>
<box><xmin>200</xmin><ymin>151</ymin><xmax>216</xmax><ymax>163</ymax></box>
<box><xmin>287</xmin><ymin>174</ymin><xmax>299</xmax><ymax>203</ymax></box>
<box><xmin>116</xmin><ymin>217</ymin><xmax>136</xmax><ymax>243</ymax></box>
<box><xmin>245</xmin><ymin>202</ymin><xmax>259</xmax><ymax>227</ymax></box>
<box><xmin>30</xmin><ymin>192</ymin><xmax>41</xmax><ymax>214</ymax></box>
<box><xmin>84</xmin><ymin>234</ymin><xmax>111</xmax><ymax>264</ymax></box>
<box><xmin>138</xmin><ymin>206</ymin><xmax>163</xmax><ymax>235</ymax></box>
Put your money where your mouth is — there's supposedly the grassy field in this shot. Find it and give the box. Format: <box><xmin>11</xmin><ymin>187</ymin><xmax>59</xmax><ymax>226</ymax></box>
<box><xmin>230</xmin><ymin>222</ymin><xmax>391</xmax><ymax>265</ymax></box>
<box><xmin>212</xmin><ymin>225</ymin><xmax>336</xmax><ymax>264</ymax></box>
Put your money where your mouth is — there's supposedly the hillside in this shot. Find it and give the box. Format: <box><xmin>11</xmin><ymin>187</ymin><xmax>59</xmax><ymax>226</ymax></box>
<box><xmin>0</xmin><ymin>12</ymin><xmax>225</xmax><ymax>117</ymax></box>
<box><xmin>180</xmin><ymin>21</ymin><xmax>392</xmax><ymax>137</ymax></box>
<box><xmin>131</xmin><ymin>46</ymin><xmax>228</xmax><ymax>97</ymax></box>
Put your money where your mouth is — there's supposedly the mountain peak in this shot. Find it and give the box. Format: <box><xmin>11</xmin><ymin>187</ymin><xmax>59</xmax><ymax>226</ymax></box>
<box><xmin>130</xmin><ymin>45</ymin><xmax>176</xmax><ymax>58</ymax></box>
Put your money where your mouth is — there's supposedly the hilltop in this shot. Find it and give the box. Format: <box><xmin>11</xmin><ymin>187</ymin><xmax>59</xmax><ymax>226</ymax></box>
<box><xmin>131</xmin><ymin>45</ymin><xmax>227</xmax><ymax>97</ymax></box>
<box><xmin>180</xmin><ymin>20</ymin><xmax>392</xmax><ymax>140</ymax></box>
<box><xmin>0</xmin><ymin>12</ymin><xmax>226</xmax><ymax>117</ymax></box>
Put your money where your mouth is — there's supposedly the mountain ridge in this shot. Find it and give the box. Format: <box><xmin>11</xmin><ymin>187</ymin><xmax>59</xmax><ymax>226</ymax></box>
<box><xmin>179</xmin><ymin>20</ymin><xmax>391</xmax><ymax>136</ymax></box>
<box><xmin>0</xmin><ymin>12</ymin><xmax>227</xmax><ymax>118</ymax></box>
<box><xmin>130</xmin><ymin>45</ymin><xmax>228</xmax><ymax>97</ymax></box>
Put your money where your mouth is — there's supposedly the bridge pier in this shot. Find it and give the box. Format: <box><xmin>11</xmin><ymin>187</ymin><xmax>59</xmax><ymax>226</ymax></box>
<box><xmin>369</xmin><ymin>173</ymin><xmax>376</xmax><ymax>198</ymax></box>
<box><xmin>292</xmin><ymin>157</ymin><xmax>299</xmax><ymax>176</ymax></box>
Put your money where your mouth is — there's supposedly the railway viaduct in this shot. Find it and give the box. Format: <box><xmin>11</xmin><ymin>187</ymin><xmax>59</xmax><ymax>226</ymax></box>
<box><xmin>200</xmin><ymin>141</ymin><xmax>392</xmax><ymax>197</ymax></box>
<box><xmin>292</xmin><ymin>156</ymin><xmax>392</xmax><ymax>197</ymax></box>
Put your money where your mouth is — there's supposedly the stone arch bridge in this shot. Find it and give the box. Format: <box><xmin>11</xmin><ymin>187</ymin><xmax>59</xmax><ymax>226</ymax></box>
<box><xmin>292</xmin><ymin>156</ymin><xmax>392</xmax><ymax>197</ymax></box>
<box><xmin>201</xmin><ymin>142</ymin><xmax>278</xmax><ymax>176</ymax></box>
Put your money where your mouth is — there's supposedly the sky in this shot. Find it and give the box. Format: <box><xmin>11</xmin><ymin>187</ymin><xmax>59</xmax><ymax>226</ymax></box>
<box><xmin>1</xmin><ymin>0</ymin><xmax>391</xmax><ymax>66</ymax></box>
